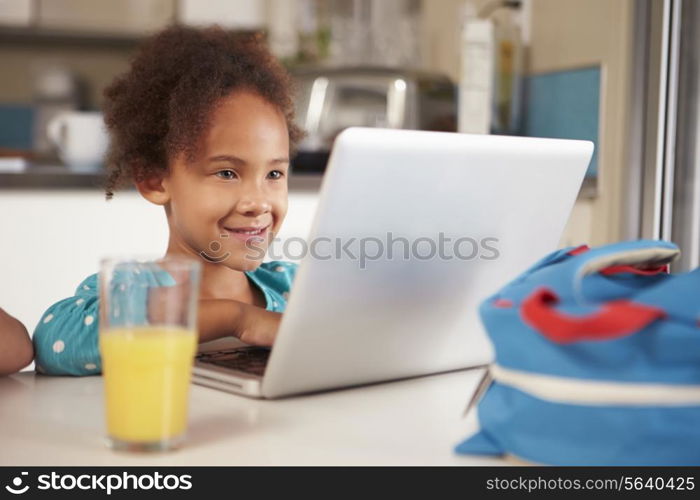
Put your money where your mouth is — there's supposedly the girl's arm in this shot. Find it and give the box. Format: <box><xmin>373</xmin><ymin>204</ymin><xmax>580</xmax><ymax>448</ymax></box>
<box><xmin>33</xmin><ymin>274</ymin><xmax>281</xmax><ymax>375</ymax></box>
<box><xmin>33</xmin><ymin>274</ymin><xmax>101</xmax><ymax>376</ymax></box>
<box><xmin>197</xmin><ymin>259</ymin><xmax>294</xmax><ymax>345</ymax></box>
<box><xmin>198</xmin><ymin>299</ymin><xmax>281</xmax><ymax>346</ymax></box>
<box><xmin>0</xmin><ymin>308</ymin><xmax>33</xmax><ymax>375</ymax></box>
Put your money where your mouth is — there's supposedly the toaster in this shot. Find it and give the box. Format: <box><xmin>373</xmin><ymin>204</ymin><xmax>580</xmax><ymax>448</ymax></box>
<box><xmin>291</xmin><ymin>66</ymin><xmax>457</xmax><ymax>172</ymax></box>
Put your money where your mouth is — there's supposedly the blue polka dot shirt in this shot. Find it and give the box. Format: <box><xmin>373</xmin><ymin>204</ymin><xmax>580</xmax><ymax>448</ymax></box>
<box><xmin>33</xmin><ymin>261</ymin><xmax>298</xmax><ymax>376</ymax></box>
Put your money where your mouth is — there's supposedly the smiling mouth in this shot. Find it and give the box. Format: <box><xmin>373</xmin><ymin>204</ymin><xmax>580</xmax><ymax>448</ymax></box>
<box><xmin>223</xmin><ymin>224</ymin><xmax>271</xmax><ymax>237</ymax></box>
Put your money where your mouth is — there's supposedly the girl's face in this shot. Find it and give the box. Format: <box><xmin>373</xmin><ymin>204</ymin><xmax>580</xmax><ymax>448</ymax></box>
<box><xmin>156</xmin><ymin>90</ymin><xmax>290</xmax><ymax>271</ymax></box>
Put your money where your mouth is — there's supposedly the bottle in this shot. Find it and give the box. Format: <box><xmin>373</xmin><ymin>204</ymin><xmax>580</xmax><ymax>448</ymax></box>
<box><xmin>458</xmin><ymin>2</ymin><xmax>495</xmax><ymax>134</ymax></box>
<box><xmin>491</xmin><ymin>2</ymin><xmax>524</xmax><ymax>135</ymax></box>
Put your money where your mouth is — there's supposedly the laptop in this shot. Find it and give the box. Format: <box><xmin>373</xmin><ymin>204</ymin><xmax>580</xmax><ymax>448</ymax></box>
<box><xmin>192</xmin><ymin>127</ymin><xmax>594</xmax><ymax>399</ymax></box>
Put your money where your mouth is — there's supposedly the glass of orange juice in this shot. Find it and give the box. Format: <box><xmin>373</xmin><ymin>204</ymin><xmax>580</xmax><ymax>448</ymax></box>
<box><xmin>99</xmin><ymin>256</ymin><xmax>201</xmax><ymax>452</ymax></box>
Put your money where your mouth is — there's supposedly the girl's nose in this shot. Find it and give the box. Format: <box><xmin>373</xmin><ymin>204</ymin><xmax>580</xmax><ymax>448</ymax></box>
<box><xmin>236</xmin><ymin>195</ymin><xmax>272</xmax><ymax>216</ymax></box>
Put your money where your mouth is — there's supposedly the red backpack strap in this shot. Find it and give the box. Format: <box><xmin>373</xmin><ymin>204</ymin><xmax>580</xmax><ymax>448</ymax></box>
<box><xmin>573</xmin><ymin>241</ymin><xmax>679</xmax><ymax>279</ymax></box>
<box><xmin>599</xmin><ymin>264</ymin><xmax>669</xmax><ymax>276</ymax></box>
<box><xmin>567</xmin><ymin>244</ymin><xmax>590</xmax><ymax>256</ymax></box>
<box><xmin>521</xmin><ymin>288</ymin><xmax>666</xmax><ymax>343</ymax></box>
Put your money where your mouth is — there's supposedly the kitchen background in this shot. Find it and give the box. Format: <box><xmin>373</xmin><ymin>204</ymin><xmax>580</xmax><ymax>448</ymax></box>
<box><xmin>0</xmin><ymin>0</ymin><xmax>697</xmax><ymax>346</ymax></box>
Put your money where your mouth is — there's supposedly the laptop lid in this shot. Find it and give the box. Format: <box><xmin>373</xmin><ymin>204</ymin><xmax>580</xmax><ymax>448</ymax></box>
<box><xmin>261</xmin><ymin>128</ymin><xmax>593</xmax><ymax>398</ymax></box>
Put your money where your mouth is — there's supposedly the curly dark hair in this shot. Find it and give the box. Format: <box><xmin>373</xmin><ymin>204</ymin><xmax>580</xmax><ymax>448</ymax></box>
<box><xmin>102</xmin><ymin>25</ymin><xmax>303</xmax><ymax>199</ymax></box>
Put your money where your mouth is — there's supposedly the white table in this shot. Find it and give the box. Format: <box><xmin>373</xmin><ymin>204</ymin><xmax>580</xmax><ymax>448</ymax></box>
<box><xmin>0</xmin><ymin>368</ymin><xmax>505</xmax><ymax>466</ymax></box>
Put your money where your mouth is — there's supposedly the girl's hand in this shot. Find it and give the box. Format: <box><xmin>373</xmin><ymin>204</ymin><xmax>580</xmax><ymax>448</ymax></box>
<box><xmin>197</xmin><ymin>299</ymin><xmax>281</xmax><ymax>346</ymax></box>
<box><xmin>236</xmin><ymin>304</ymin><xmax>282</xmax><ymax>346</ymax></box>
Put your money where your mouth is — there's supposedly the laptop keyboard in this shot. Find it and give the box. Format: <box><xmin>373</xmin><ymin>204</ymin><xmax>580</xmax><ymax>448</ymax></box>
<box><xmin>196</xmin><ymin>346</ymin><xmax>271</xmax><ymax>376</ymax></box>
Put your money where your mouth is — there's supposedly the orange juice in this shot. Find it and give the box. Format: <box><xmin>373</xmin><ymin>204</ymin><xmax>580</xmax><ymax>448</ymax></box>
<box><xmin>100</xmin><ymin>327</ymin><xmax>196</xmax><ymax>444</ymax></box>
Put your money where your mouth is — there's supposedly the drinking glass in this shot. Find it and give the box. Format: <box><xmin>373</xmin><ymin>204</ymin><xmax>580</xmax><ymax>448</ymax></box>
<box><xmin>99</xmin><ymin>256</ymin><xmax>201</xmax><ymax>452</ymax></box>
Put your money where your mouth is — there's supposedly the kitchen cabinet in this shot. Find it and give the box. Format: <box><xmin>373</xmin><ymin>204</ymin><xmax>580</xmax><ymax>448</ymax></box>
<box><xmin>36</xmin><ymin>0</ymin><xmax>174</xmax><ymax>34</ymax></box>
<box><xmin>0</xmin><ymin>0</ymin><xmax>33</xmax><ymax>26</ymax></box>
<box><xmin>178</xmin><ymin>0</ymin><xmax>266</xmax><ymax>30</ymax></box>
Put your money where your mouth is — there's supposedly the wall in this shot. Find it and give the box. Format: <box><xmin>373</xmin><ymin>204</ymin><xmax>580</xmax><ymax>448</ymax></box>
<box><xmin>529</xmin><ymin>0</ymin><xmax>634</xmax><ymax>246</ymax></box>
<box><xmin>420</xmin><ymin>0</ymin><xmax>635</xmax><ymax>246</ymax></box>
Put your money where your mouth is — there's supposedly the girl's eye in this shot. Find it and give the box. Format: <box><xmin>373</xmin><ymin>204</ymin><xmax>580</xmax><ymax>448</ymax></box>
<box><xmin>216</xmin><ymin>170</ymin><xmax>236</xmax><ymax>180</ymax></box>
<box><xmin>267</xmin><ymin>170</ymin><xmax>284</xmax><ymax>180</ymax></box>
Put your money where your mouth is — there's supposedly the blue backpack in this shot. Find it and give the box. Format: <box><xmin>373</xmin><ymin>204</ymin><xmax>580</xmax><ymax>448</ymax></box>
<box><xmin>456</xmin><ymin>240</ymin><xmax>700</xmax><ymax>465</ymax></box>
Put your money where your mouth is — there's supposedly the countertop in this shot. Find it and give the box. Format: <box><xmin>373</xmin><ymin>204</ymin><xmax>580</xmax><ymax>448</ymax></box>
<box><xmin>0</xmin><ymin>164</ymin><xmax>325</xmax><ymax>191</ymax></box>
<box><xmin>0</xmin><ymin>368</ymin><xmax>504</xmax><ymax>466</ymax></box>
<box><xmin>0</xmin><ymin>165</ymin><xmax>597</xmax><ymax>198</ymax></box>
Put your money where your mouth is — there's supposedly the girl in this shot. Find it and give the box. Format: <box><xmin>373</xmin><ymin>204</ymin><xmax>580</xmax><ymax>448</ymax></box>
<box><xmin>33</xmin><ymin>26</ymin><xmax>303</xmax><ymax>376</ymax></box>
<box><xmin>0</xmin><ymin>308</ymin><xmax>33</xmax><ymax>375</ymax></box>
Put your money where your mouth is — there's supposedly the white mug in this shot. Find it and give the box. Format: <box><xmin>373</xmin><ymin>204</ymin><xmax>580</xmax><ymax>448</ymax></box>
<box><xmin>46</xmin><ymin>111</ymin><xmax>109</xmax><ymax>170</ymax></box>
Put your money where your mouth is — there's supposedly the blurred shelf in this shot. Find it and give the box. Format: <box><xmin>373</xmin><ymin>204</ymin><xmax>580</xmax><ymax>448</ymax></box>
<box><xmin>0</xmin><ymin>26</ymin><xmax>145</xmax><ymax>48</ymax></box>
<box><xmin>0</xmin><ymin>25</ymin><xmax>264</xmax><ymax>49</ymax></box>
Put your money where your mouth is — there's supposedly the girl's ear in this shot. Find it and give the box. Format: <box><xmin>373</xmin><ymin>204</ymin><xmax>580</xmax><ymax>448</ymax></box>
<box><xmin>135</xmin><ymin>172</ymin><xmax>171</xmax><ymax>206</ymax></box>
